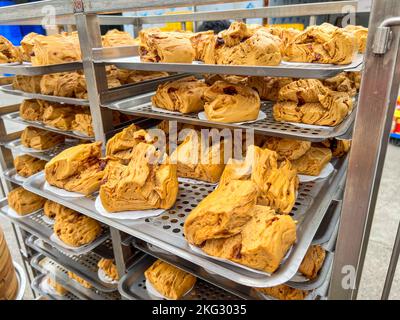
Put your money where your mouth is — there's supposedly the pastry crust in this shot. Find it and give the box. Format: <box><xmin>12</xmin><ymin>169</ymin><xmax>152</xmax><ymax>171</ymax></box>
<box><xmin>54</xmin><ymin>208</ymin><xmax>102</xmax><ymax>247</ymax></box>
<box><xmin>0</xmin><ymin>35</ymin><xmax>22</xmax><ymax>63</ymax></box>
<box><xmin>45</xmin><ymin>142</ymin><xmax>106</xmax><ymax>195</ymax></box>
<box><xmin>21</xmin><ymin>127</ymin><xmax>65</xmax><ymax>150</ymax></box>
<box><xmin>323</xmin><ymin>72</ymin><xmax>358</xmax><ymax>97</ymax></box>
<box><xmin>262</xmin><ymin>137</ymin><xmax>311</xmax><ymax>161</ymax></box>
<box><xmin>7</xmin><ymin>187</ymin><xmax>45</xmax><ymax>215</ymax></box>
<box><xmin>144</xmin><ymin>260</ymin><xmax>197</xmax><ymax>300</ymax></box>
<box><xmin>152</xmin><ymin>76</ymin><xmax>207</xmax><ymax>114</ymax></box>
<box><xmin>247</xmin><ymin>76</ymin><xmax>293</xmax><ymax>101</ymax></box>
<box><xmin>184</xmin><ymin>180</ymin><xmax>259</xmax><ymax>246</ymax></box>
<box><xmin>291</xmin><ymin>147</ymin><xmax>332</xmax><ymax>176</ymax></box>
<box><xmin>67</xmin><ymin>271</ymin><xmax>92</xmax><ymax>289</ymax></box>
<box><xmin>72</xmin><ymin>112</ymin><xmax>94</xmax><ymax>137</ymax></box>
<box><xmin>100</xmin><ymin>143</ymin><xmax>178</xmax><ymax>212</ymax></box>
<box><xmin>116</xmin><ymin>69</ymin><xmax>168</xmax><ymax>85</ymax></box>
<box><xmin>19</xmin><ymin>99</ymin><xmax>44</xmax><ymax>121</ymax></box>
<box><xmin>257</xmin><ymin>285</ymin><xmax>308</xmax><ymax>300</ymax></box>
<box><xmin>43</xmin><ymin>200</ymin><xmax>73</xmax><ymax>219</ymax></box>
<box><xmin>97</xmin><ymin>258</ymin><xmax>119</xmax><ymax>281</ymax></box>
<box><xmin>13</xmin><ymin>75</ymin><xmax>42</xmax><ymax>93</ymax></box>
<box><xmin>47</xmin><ymin>277</ymin><xmax>67</xmax><ymax>296</ymax></box>
<box><xmin>42</xmin><ymin>101</ymin><xmax>77</xmax><ymax>131</ymax></box>
<box><xmin>203</xmin><ymin>80</ymin><xmax>260</xmax><ymax>123</ymax></box>
<box><xmin>102</xmin><ymin>29</ymin><xmax>138</xmax><ymax>47</ymax></box>
<box><xmin>345</xmin><ymin>25</ymin><xmax>368</xmax><ymax>53</ymax></box>
<box><xmin>298</xmin><ymin>245</ymin><xmax>326</xmax><ymax>280</ymax></box>
<box><xmin>20</xmin><ymin>32</ymin><xmax>41</xmax><ymax>62</ymax></box>
<box><xmin>14</xmin><ymin>154</ymin><xmax>46</xmax><ymax>178</ymax></box>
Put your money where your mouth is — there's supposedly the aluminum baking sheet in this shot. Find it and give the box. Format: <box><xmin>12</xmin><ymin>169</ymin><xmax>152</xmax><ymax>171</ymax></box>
<box><xmin>30</xmin><ymin>253</ymin><xmax>120</xmax><ymax>299</ymax></box>
<box><xmin>0</xmin><ymin>84</ymin><xmax>90</xmax><ymax>106</ymax></box>
<box><xmin>2</xmin><ymin>167</ymin><xmax>25</xmax><ymax>186</ymax></box>
<box><xmin>2</xmin><ymin>112</ymin><xmax>94</xmax><ymax>141</ymax></box>
<box><xmin>105</xmin><ymin>94</ymin><xmax>357</xmax><ymax>142</ymax></box>
<box><xmin>31</xmin><ymin>273</ymin><xmax>79</xmax><ymax>300</ymax></box>
<box><xmin>23</xmin><ymin>156</ymin><xmax>347</xmax><ymax>288</ymax></box>
<box><xmin>5</xmin><ymin>138</ymin><xmax>80</xmax><ymax>161</ymax></box>
<box><xmin>0</xmin><ymin>198</ymin><xmax>109</xmax><ymax>256</ymax></box>
<box><xmin>0</xmin><ymin>61</ymin><xmax>82</xmax><ymax>76</ymax></box>
<box><xmin>118</xmin><ymin>255</ymin><xmax>240</xmax><ymax>300</ymax></box>
<box><xmin>26</xmin><ymin>236</ymin><xmax>118</xmax><ymax>292</ymax></box>
<box><xmin>99</xmin><ymin>55</ymin><xmax>364</xmax><ymax>80</ymax></box>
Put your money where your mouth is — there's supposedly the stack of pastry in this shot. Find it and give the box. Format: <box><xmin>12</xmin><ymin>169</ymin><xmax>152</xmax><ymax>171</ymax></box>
<box><xmin>344</xmin><ymin>25</ymin><xmax>368</xmax><ymax>53</ymax></box>
<box><xmin>170</xmin><ymin>129</ymin><xmax>226</xmax><ymax>183</ymax></box>
<box><xmin>67</xmin><ymin>272</ymin><xmax>92</xmax><ymax>289</ymax></box>
<box><xmin>102</xmin><ymin>29</ymin><xmax>138</xmax><ymax>47</ymax></box>
<box><xmin>0</xmin><ymin>35</ymin><xmax>22</xmax><ymax>63</ymax></box>
<box><xmin>53</xmin><ymin>206</ymin><xmax>102</xmax><ymax>247</ymax></box>
<box><xmin>20</xmin><ymin>32</ymin><xmax>41</xmax><ymax>62</ymax></box>
<box><xmin>45</xmin><ymin>142</ymin><xmax>106</xmax><ymax>195</ymax></box>
<box><xmin>12</xmin><ymin>75</ymin><xmax>42</xmax><ymax>93</ymax></box>
<box><xmin>323</xmin><ymin>72</ymin><xmax>360</xmax><ymax>97</ymax></box>
<box><xmin>14</xmin><ymin>154</ymin><xmax>46</xmax><ymax>178</ymax></box>
<box><xmin>98</xmin><ymin>258</ymin><xmax>119</xmax><ymax>281</ymax></box>
<box><xmin>203</xmin><ymin>80</ymin><xmax>261</xmax><ymax>123</ymax></box>
<box><xmin>19</xmin><ymin>99</ymin><xmax>43</xmax><ymax>121</ymax></box>
<box><xmin>184</xmin><ymin>180</ymin><xmax>297</xmax><ymax>273</ymax></box>
<box><xmin>273</xmin><ymin>79</ymin><xmax>353</xmax><ymax>126</ymax></box>
<box><xmin>314</xmin><ymin>139</ymin><xmax>351</xmax><ymax>158</ymax></box>
<box><xmin>152</xmin><ymin>76</ymin><xmax>207</xmax><ymax>114</ymax></box>
<box><xmin>247</xmin><ymin>76</ymin><xmax>293</xmax><ymax>101</ymax></box>
<box><xmin>0</xmin><ymin>226</ymin><xmax>19</xmax><ymax>300</ymax></box>
<box><xmin>42</xmin><ymin>101</ymin><xmax>78</xmax><ymax>131</ymax></box>
<box><xmin>219</xmin><ymin>145</ymin><xmax>299</xmax><ymax>215</ymax></box>
<box><xmin>106</xmin><ymin>124</ymin><xmax>143</xmax><ymax>161</ymax></box>
<box><xmin>71</xmin><ymin>112</ymin><xmax>94</xmax><ymax>137</ymax></box>
<box><xmin>7</xmin><ymin>187</ymin><xmax>45</xmax><ymax>216</ymax></box>
<box><xmin>43</xmin><ymin>200</ymin><xmax>67</xmax><ymax>220</ymax></box>
<box><xmin>100</xmin><ymin>142</ymin><xmax>178</xmax><ymax>212</ymax></box>
<box><xmin>261</xmin><ymin>136</ymin><xmax>311</xmax><ymax>161</ymax></box>
<box><xmin>284</xmin><ymin>23</ymin><xmax>357</xmax><ymax>65</ymax></box>
<box><xmin>291</xmin><ymin>147</ymin><xmax>332</xmax><ymax>176</ymax></box>
<box><xmin>144</xmin><ymin>259</ymin><xmax>197</xmax><ymax>300</ymax></box>
<box><xmin>21</xmin><ymin>127</ymin><xmax>65</xmax><ymax>150</ymax></box>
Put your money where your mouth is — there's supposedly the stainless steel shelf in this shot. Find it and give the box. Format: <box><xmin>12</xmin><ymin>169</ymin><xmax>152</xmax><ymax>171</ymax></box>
<box><xmin>105</xmin><ymin>95</ymin><xmax>357</xmax><ymax>142</ymax></box>
<box><xmin>2</xmin><ymin>167</ymin><xmax>24</xmax><ymax>186</ymax></box>
<box><xmin>118</xmin><ymin>254</ymin><xmax>240</xmax><ymax>300</ymax></box>
<box><xmin>98</xmin><ymin>55</ymin><xmax>364</xmax><ymax>80</ymax></box>
<box><xmin>2</xmin><ymin>112</ymin><xmax>94</xmax><ymax>141</ymax></box>
<box><xmin>31</xmin><ymin>273</ymin><xmax>80</xmax><ymax>300</ymax></box>
<box><xmin>26</xmin><ymin>235</ymin><xmax>118</xmax><ymax>292</ymax></box>
<box><xmin>0</xmin><ymin>85</ymin><xmax>90</xmax><ymax>106</ymax></box>
<box><xmin>23</xmin><ymin>156</ymin><xmax>347</xmax><ymax>288</ymax></box>
<box><xmin>0</xmin><ymin>62</ymin><xmax>82</xmax><ymax>76</ymax></box>
<box><xmin>4</xmin><ymin>138</ymin><xmax>81</xmax><ymax>161</ymax></box>
<box><xmin>312</xmin><ymin>200</ymin><xmax>341</xmax><ymax>246</ymax></box>
<box><xmin>31</xmin><ymin>253</ymin><xmax>121</xmax><ymax>299</ymax></box>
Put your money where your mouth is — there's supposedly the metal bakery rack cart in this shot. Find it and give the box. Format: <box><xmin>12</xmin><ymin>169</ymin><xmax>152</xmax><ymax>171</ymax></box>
<box><xmin>0</xmin><ymin>0</ymin><xmax>398</xmax><ymax>300</ymax></box>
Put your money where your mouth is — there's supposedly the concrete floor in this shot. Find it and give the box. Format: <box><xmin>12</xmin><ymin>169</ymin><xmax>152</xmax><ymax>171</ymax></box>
<box><xmin>1</xmin><ymin>93</ymin><xmax>400</xmax><ymax>300</ymax></box>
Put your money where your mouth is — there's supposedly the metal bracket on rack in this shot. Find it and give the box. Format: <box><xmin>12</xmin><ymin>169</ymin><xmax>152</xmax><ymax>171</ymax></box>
<box><xmin>373</xmin><ymin>17</ymin><xmax>400</xmax><ymax>54</ymax></box>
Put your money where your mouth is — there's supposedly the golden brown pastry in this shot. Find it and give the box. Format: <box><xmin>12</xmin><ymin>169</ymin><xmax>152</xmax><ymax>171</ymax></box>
<box><xmin>102</xmin><ymin>29</ymin><xmax>138</xmax><ymax>47</ymax></box>
<box><xmin>266</xmin><ymin>26</ymin><xmax>300</xmax><ymax>54</ymax></box>
<box><xmin>0</xmin><ymin>35</ymin><xmax>22</xmax><ymax>63</ymax></box>
<box><xmin>202</xmin><ymin>205</ymin><xmax>296</xmax><ymax>273</ymax></box>
<box><xmin>7</xmin><ymin>187</ymin><xmax>45</xmax><ymax>215</ymax></box>
<box><xmin>203</xmin><ymin>80</ymin><xmax>260</xmax><ymax>123</ymax></box>
<box><xmin>42</xmin><ymin>101</ymin><xmax>77</xmax><ymax>131</ymax></box>
<box><xmin>219</xmin><ymin>145</ymin><xmax>298</xmax><ymax>215</ymax></box>
<box><xmin>39</xmin><ymin>73</ymin><xmax>60</xmax><ymax>95</ymax></box>
<box><xmin>54</xmin><ymin>72</ymin><xmax>81</xmax><ymax>98</ymax></box>
<box><xmin>170</xmin><ymin>130</ymin><xmax>226</xmax><ymax>183</ymax></box>
<box><xmin>54</xmin><ymin>208</ymin><xmax>102</xmax><ymax>247</ymax></box>
<box><xmin>298</xmin><ymin>245</ymin><xmax>326</xmax><ymax>280</ymax></box>
<box><xmin>345</xmin><ymin>25</ymin><xmax>368</xmax><ymax>53</ymax></box>
<box><xmin>314</xmin><ymin>138</ymin><xmax>351</xmax><ymax>158</ymax></box>
<box><xmin>30</xmin><ymin>34</ymin><xmax>81</xmax><ymax>66</ymax></box>
<box><xmin>323</xmin><ymin>72</ymin><xmax>358</xmax><ymax>97</ymax></box>
<box><xmin>97</xmin><ymin>258</ymin><xmax>119</xmax><ymax>281</ymax></box>
<box><xmin>285</xmin><ymin>23</ymin><xmax>357</xmax><ymax>65</ymax></box>
<box><xmin>71</xmin><ymin>113</ymin><xmax>94</xmax><ymax>137</ymax></box>
<box><xmin>14</xmin><ymin>154</ymin><xmax>46</xmax><ymax>178</ymax></box>
<box><xmin>184</xmin><ymin>180</ymin><xmax>258</xmax><ymax>246</ymax></box>
<box><xmin>262</xmin><ymin>137</ymin><xmax>311</xmax><ymax>161</ymax></box>
<box><xmin>45</xmin><ymin>142</ymin><xmax>106</xmax><ymax>195</ymax></box>
<box><xmin>20</xmin><ymin>32</ymin><xmax>41</xmax><ymax>62</ymax></box>
<box><xmin>12</xmin><ymin>75</ymin><xmax>42</xmax><ymax>93</ymax></box>
<box><xmin>67</xmin><ymin>271</ymin><xmax>92</xmax><ymax>289</ymax></box>
<box><xmin>247</xmin><ymin>77</ymin><xmax>293</xmax><ymax>101</ymax></box>
<box><xmin>152</xmin><ymin>76</ymin><xmax>207</xmax><ymax>114</ymax></box>
<box><xmin>144</xmin><ymin>260</ymin><xmax>197</xmax><ymax>300</ymax></box>
<box><xmin>139</xmin><ymin>29</ymin><xmax>195</xmax><ymax>63</ymax></box>
<box><xmin>21</xmin><ymin>127</ymin><xmax>65</xmax><ymax>150</ymax></box>
<box><xmin>43</xmin><ymin>200</ymin><xmax>72</xmax><ymax>219</ymax></box>
<box><xmin>257</xmin><ymin>285</ymin><xmax>308</xmax><ymax>300</ymax></box>
<box><xmin>47</xmin><ymin>277</ymin><xmax>67</xmax><ymax>296</ymax></box>
<box><xmin>203</xmin><ymin>74</ymin><xmax>247</xmax><ymax>86</ymax></box>
<box><xmin>291</xmin><ymin>147</ymin><xmax>332</xmax><ymax>176</ymax></box>
<box><xmin>19</xmin><ymin>99</ymin><xmax>43</xmax><ymax>121</ymax></box>
<box><xmin>100</xmin><ymin>143</ymin><xmax>178</xmax><ymax>212</ymax></box>
<box><xmin>190</xmin><ymin>30</ymin><xmax>215</xmax><ymax>61</ymax></box>
<box><xmin>116</xmin><ymin>69</ymin><xmax>168</xmax><ymax>85</ymax></box>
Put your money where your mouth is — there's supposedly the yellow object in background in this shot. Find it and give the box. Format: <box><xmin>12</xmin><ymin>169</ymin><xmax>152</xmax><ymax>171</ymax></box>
<box><xmin>265</xmin><ymin>23</ymin><xmax>304</xmax><ymax>31</ymax></box>
<box><xmin>160</xmin><ymin>11</ymin><xmax>194</xmax><ymax>32</ymax></box>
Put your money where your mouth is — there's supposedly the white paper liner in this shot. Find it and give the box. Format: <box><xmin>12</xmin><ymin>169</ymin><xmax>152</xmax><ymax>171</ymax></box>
<box><xmin>151</xmin><ymin>105</ymin><xmax>184</xmax><ymax>115</ymax></box>
<box><xmin>288</xmin><ymin>122</ymin><xmax>335</xmax><ymax>131</ymax></box>
<box><xmin>145</xmin><ymin>278</ymin><xmax>194</xmax><ymax>300</ymax></box>
<box><xmin>7</xmin><ymin>206</ymin><xmax>39</xmax><ymax>219</ymax></box>
<box><xmin>42</xmin><ymin>215</ymin><xmax>55</xmax><ymax>225</ymax></box>
<box><xmin>49</xmin><ymin>233</ymin><xmax>102</xmax><ymax>255</ymax></box>
<box><xmin>198</xmin><ymin>111</ymin><xmax>267</xmax><ymax>125</ymax></box>
<box><xmin>14</xmin><ymin>174</ymin><xmax>27</xmax><ymax>183</ymax></box>
<box><xmin>298</xmin><ymin>163</ymin><xmax>335</xmax><ymax>183</ymax></box>
<box><xmin>19</xmin><ymin>145</ymin><xmax>53</xmax><ymax>153</ymax></box>
<box><xmin>95</xmin><ymin>196</ymin><xmax>165</xmax><ymax>220</ymax></box>
<box><xmin>98</xmin><ymin>268</ymin><xmax>118</xmax><ymax>285</ymax></box>
<box><xmin>189</xmin><ymin>244</ymin><xmax>271</xmax><ymax>276</ymax></box>
<box><xmin>178</xmin><ymin>177</ymin><xmax>218</xmax><ymax>186</ymax></box>
<box><xmin>44</xmin><ymin>181</ymin><xmax>85</xmax><ymax>198</ymax></box>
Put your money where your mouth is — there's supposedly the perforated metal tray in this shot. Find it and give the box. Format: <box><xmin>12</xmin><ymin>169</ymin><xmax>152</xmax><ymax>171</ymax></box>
<box><xmin>0</xmin><ymin>198</ymin><xmax>109</xmax><ymax>256</ymax></box>
<box><xmin>118</xmin><ymin>255</ymin><xmax>240</xmax><ymax>300</ymax></box>
<box><xmin>31</xmin><ymin>273</ymin><xmax>80</xmax><ymax>300</ymax></box>
<box><xmin>23</xmin><ymin>156</ymin><xmax>347</xmax><ymax>288</ymax></box>
<box><xmin>26</xmin><ymin>235</ymin><xmax>117</xmax><ymax>292</ymax></box>
<box><xmin>0</xmin><ymin>61</ymin><xmax>82</xmax><ymax>76</ymax></box>
<box><xmin>2</xmin><ymin>167</ymin><xmax>24</xmax><ymax>186</ymax></box>
<box><xmin>31</xmin><ymin>254</ymin><xmax>121</xmax><ymax>300</ymax></box>
<box><xmin>0</xmin><ymin>84</ymin><xmax>90</xmax><ymax>106</ymax></box>
<box><xmin>2</xmin><ymin>112</ymin><xmax>94</xmax><ymax>140</ymax></box>
<box><xmin>105</xmin><ymin>95</ymin><xmax>357</xmax><ymax>142</ymax></box>
<box><xmin>5</xmin><ymin>138</ymin><xmax>80</xmax><ymax>161</ymax></box>
<box><xmin>99</xmin><ymin>55</ymin><xmax>364</xmax><ymax>79</ymax></box>
<box><xmin>312</xmin><ymin>200</ymin><xmax>341</xmax><ymax>246</ymax></box>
